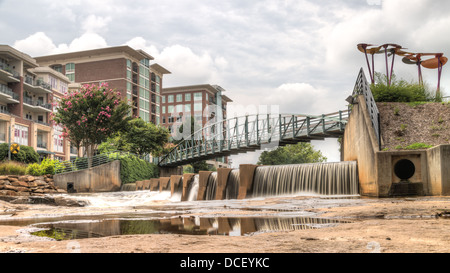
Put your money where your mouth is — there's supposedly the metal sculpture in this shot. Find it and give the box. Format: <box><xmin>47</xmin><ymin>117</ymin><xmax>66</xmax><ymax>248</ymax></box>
<box><xmin>357</xmin><ymin>43</ymin><xmax>382</xmax><ymax>84</ymax></box>
<box><xmin>358</xmin><ymin>43</ymin><xmax>447</xmax><ymax>95</ymax></box>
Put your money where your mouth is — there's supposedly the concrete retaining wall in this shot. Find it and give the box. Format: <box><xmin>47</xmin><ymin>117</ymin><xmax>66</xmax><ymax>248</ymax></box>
<box><xmin>342</xmin><ymin>95</ymin><xmax>450</xmax><ymax>197</ymax></box>
<box><xmin>54</xmin><ymin>160</ymin><xmax>122</xmax><ymax>193</ymax></box>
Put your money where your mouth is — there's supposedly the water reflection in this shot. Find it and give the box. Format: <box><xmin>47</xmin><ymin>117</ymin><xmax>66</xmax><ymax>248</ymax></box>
<box><xmin>31</xmin><ymin>216</ymin><xmax>345</xmax><ymax>240</ymax></box>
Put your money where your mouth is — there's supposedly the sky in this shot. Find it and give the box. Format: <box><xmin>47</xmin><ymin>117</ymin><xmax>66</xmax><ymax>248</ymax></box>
<box><xmin>1</xmin><ymin>0</ymin><xmax>449</xmax><ymax>167</ymax></box>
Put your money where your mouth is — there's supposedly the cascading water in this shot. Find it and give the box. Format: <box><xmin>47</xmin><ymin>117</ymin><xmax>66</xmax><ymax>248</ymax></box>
<box><xmin>225</xmin><ymin>169</ymin><xmax>240</xmax><ymax>200</ymax></box>
<box><xmin>187</xmin><ymin>175</ymin><xmax>199</xmax><ymax>201</ymax></box>
<box><xmin>251</xmin><ymin>161</ymin><xmax>358</xmax><ymax>197</ymax></box>
<box><xmin>205</xmin><ymin>172</ymin><xmax>218</xmax><ymax>200</ymax></box>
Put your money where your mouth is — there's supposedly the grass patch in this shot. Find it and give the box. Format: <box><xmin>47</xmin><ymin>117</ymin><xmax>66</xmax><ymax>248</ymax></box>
<box><xmin>0</xmin><ymin>161</ymin><xmax>28</xmax><ymax>175</ymax></box>
<box><xmin>405</xmin><ymin>143</ymin><xmax>433</xmax><ymax>150</ymax></box>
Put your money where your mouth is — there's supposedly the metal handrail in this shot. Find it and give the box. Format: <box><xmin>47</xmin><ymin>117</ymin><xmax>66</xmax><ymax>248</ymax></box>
<box><xmin>54</xmin><ymin>150</ymin><xmax>153</xmax><ymax>174</ymax></box>
<box><xmin>158</xmin><ymin>110</ymin><xmax>349</xmax><ymax>166</ymax></box>
<box><xmin>352</xmin><ymin>68</ymin><xmax>381</xmax><ymax>150</ymax></box>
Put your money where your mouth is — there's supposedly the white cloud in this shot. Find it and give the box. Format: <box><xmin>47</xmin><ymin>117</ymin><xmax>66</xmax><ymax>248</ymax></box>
<box><xmin>13</xmin><ymin>32</ymin><xmax>108</xmax><ymax>57</ymax></box>
<box><xmin>81</xmin><ymin>15</ymin><xmax>112</xmax><ymax>34</ymax></box>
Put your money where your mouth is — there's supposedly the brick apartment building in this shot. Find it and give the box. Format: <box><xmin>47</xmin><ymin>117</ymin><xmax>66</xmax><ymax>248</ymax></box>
<box><xmin>161</xmin><ymin>84</ymin><xmax>232</xmax><ymax>168</ymax></box>
<box><xmin>35</xmin><ymin>46</ymin><xmax>170</xmax><ymax>125</ymax></box>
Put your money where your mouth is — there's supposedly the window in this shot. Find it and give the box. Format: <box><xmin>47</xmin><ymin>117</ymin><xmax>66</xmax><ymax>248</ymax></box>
<box><xmin>194</xmin><ymin>102</ymin><xmax>202</xmax><ymax>111</ymax></box>
<box><xmin>14</xmin><ymin>125</ymin><xmax>28</xmax><ymax>146</ymax></box>
<box><xmin>168</xmin><ymin>105</ymin><xmax>174</xmax><ymax>113</ymax></box>
<box><xmin>162</xmin><ymin>116</ymin><xmax>166</xmax><ymax>124</ymax></box>
<box><xmin>52</xmin><ymin>65</ymin><xmax>62</xmax><ymax>73</ymax></box>
<box><xmin>60</xmin><ymin>82</ymin><xmax>68</xmax><ymax>94</ymax></box>
<box><xmin>168</xmin><ymin>116</ymin><xmax>175</xmax><ymax>123</ymax></box>
<box><xmin>53</xmin><ymin>125</ymin><xmax>63</xmax><ymax>153</ymax></box>
<box><xmin>168</xmin><ymin>95</ymin><xmax>174</xmax><ymax>103</ymax></box>
<box><xmin>185</xmin><ymin>104</ymin><xmax>191</xmax><ymax>112</ymax></box>
<box><xmin>127</xmin><ymin>59</ymin><xmax>132</xmax><ymax>69</ymax></box>
<box><xmin>176</xmin><ymin>94</ymin><xmax>182</xmax><ymax>102</ymax></box>
<box><xmin>162</xmin><ymin>96</ymin><xmax>165</xmax><ymax>103</ymax></box>
<box><xmin>65</xmin><ymin>63</ymin><xmax>75</xmax><ymax>73</ymax></box>
<box><xmin>49</xmin><ymin>76</ymin><xmax>57</xmax><ymax>90</ymax></box>
<box><xmin>162</xmin><ymin>106</ymin><xmax>166</xmax><ymax>114</ymax></box>
<box><xmin>185</xmin><ymin>93</ymin><xmax>191</xmax><ymax>101</ymax></box>
<box><xmin>176</xmin><ymin>104</ymin><xmax>183</xmax><ymax>113</ymax></box>
<box><xmin>194</xmin><ymin>92</ymin><xmax>202</xmax><ymax>101</ymax></box>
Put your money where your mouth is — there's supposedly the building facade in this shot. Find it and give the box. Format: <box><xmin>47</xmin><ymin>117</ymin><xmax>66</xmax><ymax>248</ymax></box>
<box><xmin>35</xmin><ymin>46</ymin><xmax>170</xmax><ymax>125</ymax></box>
<box><xmin>0</xmin><ymin>45</ymin><xmax>76</xmax><ymax>161</ymax></box>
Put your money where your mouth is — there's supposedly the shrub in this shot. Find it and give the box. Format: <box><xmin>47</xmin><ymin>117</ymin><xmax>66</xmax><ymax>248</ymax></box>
<box><xmin>26</xmin><ymin>158</ymin><xmax>61</xmax><ymax>176</ymax></box>
<box><xmin>106</xmin><ymin>153</ymin><xmax>159</xmax><ymax>184</ymax></box>
<box><xmin>0</xmin><ymin>161</ymin><xmax>27</xmax><ymax>175</ymax></box>
<box><xmin>0</xmin><ymin>143</ymin><xmax>39</xmax><ymax>164</ymax></box>
<box><xmin>371</xmin><ymin>73</ymin><xmax>437</xmax><ymax>103</ymax></box>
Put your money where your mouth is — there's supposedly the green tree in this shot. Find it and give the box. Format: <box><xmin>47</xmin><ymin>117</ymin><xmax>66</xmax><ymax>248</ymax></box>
<box><xmin>257</xmin><ymin>142</ymin><xmax>326</xmax><ymax>165</ymax></box>
<box><xmin>52</xmin><ymin>83</ymin><xmax>131</xmax><ymax>160</ymax></box>
<box><xmin>98</xmin><ymin>118</ymin><xmax>170</xmax><ymax>156</ymax></box>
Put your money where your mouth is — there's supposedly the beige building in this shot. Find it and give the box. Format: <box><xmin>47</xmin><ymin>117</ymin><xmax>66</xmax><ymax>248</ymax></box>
<box><xmin>0</xmin><ymin>45</ymin><xmax>75</xmax><ymax>161</ymax></box>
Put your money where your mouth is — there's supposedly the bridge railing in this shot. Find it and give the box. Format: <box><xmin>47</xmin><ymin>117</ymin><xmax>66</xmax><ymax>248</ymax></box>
<box><xmin>352</xmin><ymin>68</ymin><xmax>381</xmax><ymax>150</ymax></box>
<box><xmin>158</xmin><ymin>111</ymin><xmax>349</xmax><ymax>166</ymax></box>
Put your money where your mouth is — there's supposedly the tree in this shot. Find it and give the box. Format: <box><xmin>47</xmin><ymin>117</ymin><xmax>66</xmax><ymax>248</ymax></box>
<box><xmin>257</xmin><ymin>142</ymin><xmax>326</xmax><ymax>165</ymax></box>
<box><xmin>52</xmin><ymin>83</ymin><xmax>131</xmax><ymax>160</ymax></box>
<box><xmin>98</xmin><ymin>118</ymin><xmax>170</xmax><ymax>156</ymax></box>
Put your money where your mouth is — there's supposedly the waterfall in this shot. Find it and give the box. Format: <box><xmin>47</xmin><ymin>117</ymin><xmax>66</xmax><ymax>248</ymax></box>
<box><xmin>251</xmin><ymin>161</ymin><xmax>358</xmax><ymax>197</ymax></box>
<box><xmin>225</xmin><ymin>169</ymin><xmax>240</xmax><ymax>200</ymax></box>
<box><xmin>205</xmin><ymin>172</ymin><xmax>218</xmax><ymax>200</ymax></box>
<box><xmin>187</xmin><ymin>175</ymin><xmax>199</xmax><ymax>201</ymax></box>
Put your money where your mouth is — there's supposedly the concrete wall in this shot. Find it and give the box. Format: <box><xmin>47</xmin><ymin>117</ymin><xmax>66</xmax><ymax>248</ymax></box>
<box><xmin>343</xmin><ymin>95</ymin><xmax>450</xmax><ymax>197</ymax></box>
<box><xmin>238</xmin><ymin>164</ymin><xmax>258</xmax><ymax>199</ymax></box>
<box><xmin>54</xmin><ymin>160</ymin><xmax>121</xmax><ymax>193</ymax></box>
<box><xmin>197</xmin><ymin>171</ymin><xmax>212</xmax><ymax>201</ymax></box>
<box><xmin>215</xmin><ymin>168</ymin><xmax>233</xmax><ymax>200</ymax></box>
<box><xmin>427</xmin><ymin>145</ymin><xmax>450</xmax><ymax>196</ymax></box>
<box><xmin>342</xmin><ymin>95</ymin><xmax>380</xmax><ymax>196</ymax></box>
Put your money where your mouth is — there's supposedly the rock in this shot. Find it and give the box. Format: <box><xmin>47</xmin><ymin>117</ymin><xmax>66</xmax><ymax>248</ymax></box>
<box><xmin>34</xmin><ymin>180</ymin><xmax>47</xmax><ymax>187</ymax></box>
<box><xmin>11</xmin><ymin>181</ymin><xmax>29</xmax><ymax>188</ymax></box>
<box><xmin>0</xmin><ymin>180</ymin><xmax>9</xmax><ymax>185</ymax></box>
<box><xmin>7</xmin><ymin>177</ymin><xmax>18</xmax><ymax>183</ymax></box>
<box><xmin>0</xmin><ymin>176</ymin><xmax>8</xmax><ymax>180</ymax></box>
<box><xmin>54</xmin><ymin>196</ymin><xmax>88</xmax><ymax>207</ymax></box>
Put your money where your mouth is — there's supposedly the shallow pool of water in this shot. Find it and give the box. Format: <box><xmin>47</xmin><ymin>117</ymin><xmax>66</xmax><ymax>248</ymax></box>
<box><xmin>29</xmin><ymin>216</ymin><xmax>346</xmax><ymax>240</ymax></box>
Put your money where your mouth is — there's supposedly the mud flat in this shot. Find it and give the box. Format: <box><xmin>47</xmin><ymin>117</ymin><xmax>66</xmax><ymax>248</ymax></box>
<box><xmin>0</xmin><ymin>194</ymin><xmax>449</xmax><ymax>253</ymax></box>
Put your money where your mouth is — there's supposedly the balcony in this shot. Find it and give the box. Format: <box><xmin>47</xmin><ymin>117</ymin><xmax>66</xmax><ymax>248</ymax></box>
<box><xmin>35</xmin><ymin>120</ymin><xmax>51</xmax><ymax>127</ymax></box>
<box><xmin>37</xmin><ymin>141</ymin><xmax>47</xmax><ymax>149</ymax></box>
<box><xmin>23</xmin><ymin>78</ymin><xmax>53</xmax><ymax>94</ymax></box>
<box><xmin>0</xmin><ymin>63</ymin><xmax>20</xmax><ymax>83</ymax></box>
<box><xmin>0</xmin><ymin>84</ymin><xmax>19</xmax><ymax>104</ymax></box>
<box><xmin>23</xmin><ymin>97</ymin><xmax>52</xmax><ymax>113</ymax></box>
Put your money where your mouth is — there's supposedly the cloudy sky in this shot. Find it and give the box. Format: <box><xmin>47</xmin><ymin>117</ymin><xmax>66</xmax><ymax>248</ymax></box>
<box><xmin>1</xmin><ymin>0</ymin><xmax>449</xmax><ymax>167</ymax></box>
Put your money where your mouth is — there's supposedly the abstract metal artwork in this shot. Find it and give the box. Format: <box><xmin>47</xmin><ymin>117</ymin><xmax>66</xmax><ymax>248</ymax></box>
<box><xmin>357</xmin><ymin>43</ymin><xmax>447</xmax><ymax>94</ymax></box>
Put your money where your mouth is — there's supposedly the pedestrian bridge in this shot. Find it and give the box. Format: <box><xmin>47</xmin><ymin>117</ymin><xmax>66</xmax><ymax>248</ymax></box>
<box><xmin>157</xmin><ymin>110</ymin><xmax>349</xmax><ymax>167</ymax></box>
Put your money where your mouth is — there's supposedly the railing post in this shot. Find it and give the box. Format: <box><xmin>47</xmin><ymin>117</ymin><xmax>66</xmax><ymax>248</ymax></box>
<box><xmin>306</xmin><ymin>116</ymin><xmax>310</xmax><ymax>137</ymax></box>
<box><xmin>256</xmin><ymin>114</ymin><xmax>259</xmax><ymax>144</ymax></box>
<box><xmin>292</xmin><ymin>115</ymin><xmax>296</xmax><ymax>138</ymax></box>
<box><xmin>279</xmin><ymin>114</ymin><xmax>282</xmax><ymax>141</ymax></box>
<box><xmin>245</xmin><ymin>115</ymin><xmax>249</xmax><ymax>147</ymax></box>
<box><xmin>235</xmin><ymin>117</ymin><xmax>240</xmax><ymax>148</ymax></box>
<box><xmin>339</xmin><ymin>110</ymin><xmax>343</xmax><ymax>131</ymax></box>
<box><xmin>322</xmin><ymin>114</ymin><xmax>326</xmax><ymax>133</ymax></box>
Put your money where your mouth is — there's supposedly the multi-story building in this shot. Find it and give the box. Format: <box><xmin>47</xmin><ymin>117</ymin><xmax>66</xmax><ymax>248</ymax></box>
<box><xmin>0</xmin><ymin>45</ymin><xmax>75</xmax><ymax>161</ymax></box>
<box><xmin>0</xmin><ymin>44</ymin><xmax>171</xmax><ymax>161</ymax></box>
<box><xmin>160</xmin><ymin>84</ymin><xmax>233</xmax><ymax>168</ymax></box>
<box><xmin>35</xmin><ymin>46</ymin><xmax>170</xmax><ymax>125</ymax></box>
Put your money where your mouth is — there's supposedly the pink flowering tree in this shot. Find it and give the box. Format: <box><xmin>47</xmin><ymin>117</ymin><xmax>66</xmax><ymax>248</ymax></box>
<box><xmin>52</xmin><ymin>83</ymin><xmax>131</xmax><ymax>162</ymax></box>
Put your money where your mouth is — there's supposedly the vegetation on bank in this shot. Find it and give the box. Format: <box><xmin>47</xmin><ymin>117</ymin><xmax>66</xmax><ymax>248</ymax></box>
<box><xmin>371</xmin><ymin>72</ymin><xmax>442</xmax><ymax>103</ymax></box>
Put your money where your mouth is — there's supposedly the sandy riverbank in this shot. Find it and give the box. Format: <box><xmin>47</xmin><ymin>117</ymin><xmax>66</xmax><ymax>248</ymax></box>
<box><xmin>0</xmin><ymin>195</ymin><xmax>449</xmax><ymax>253</ymax></box>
